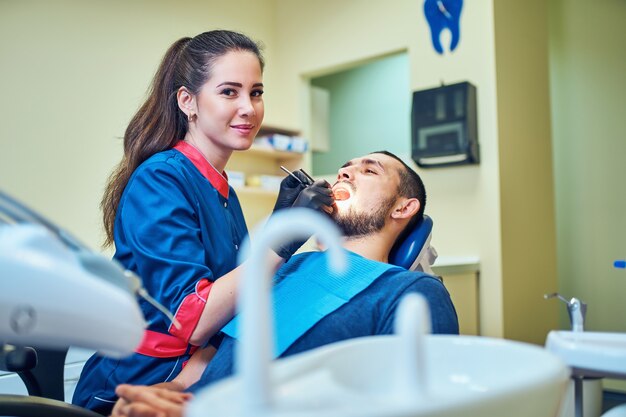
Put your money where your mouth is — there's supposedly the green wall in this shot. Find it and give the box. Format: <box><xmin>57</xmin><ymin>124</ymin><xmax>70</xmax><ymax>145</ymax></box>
<box><xmin>311</xmin><ymin>53</ymin><xmax>409</xmax><ymax>175</ymax></box>
<box><xmin>550</xmin><ymin>0</ymin><xmax>626</xmax><ymax>332</ymax></box>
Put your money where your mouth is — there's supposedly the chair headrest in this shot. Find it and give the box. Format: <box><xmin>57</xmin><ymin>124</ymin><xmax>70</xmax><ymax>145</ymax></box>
<box><xmin>389</xmin><ymin>215</ymin><xmax>436</xmax><ymax>272</ymax></box>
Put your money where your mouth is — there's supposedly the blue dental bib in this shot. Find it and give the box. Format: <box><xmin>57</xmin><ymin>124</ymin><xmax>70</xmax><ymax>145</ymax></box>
<box><xmin>221</xmin><ymin>250</ymin><xmax>403</xmax><ymax>357</ymax></box>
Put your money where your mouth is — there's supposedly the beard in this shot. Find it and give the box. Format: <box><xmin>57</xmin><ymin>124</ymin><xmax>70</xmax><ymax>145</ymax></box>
<box><xmin>332</xmin><ymin>195</ymin><xmax>396</xmax><ymax>238</ymax></box>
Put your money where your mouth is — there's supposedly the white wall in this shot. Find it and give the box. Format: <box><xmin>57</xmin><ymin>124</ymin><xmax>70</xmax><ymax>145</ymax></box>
<box><xmin>0</xmin><ymin>0</ymin><xmax>278</xmax><ymax>250</ymax></box>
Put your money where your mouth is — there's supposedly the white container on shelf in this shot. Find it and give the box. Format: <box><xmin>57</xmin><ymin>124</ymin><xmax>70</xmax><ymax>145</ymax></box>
<box><xmin>259</xmin><ymin>175</ymin><xmax>283</xmax><ymax>192</ymax></box>
<box><xmin>226</xmin><ymin>170</ymin><xmax>246</xmax><ymax>188</ymax></box>
<box><xmin>254</xmin><ymin>134</ymin><xmax>308</xmax><ymax>153</ymax></box>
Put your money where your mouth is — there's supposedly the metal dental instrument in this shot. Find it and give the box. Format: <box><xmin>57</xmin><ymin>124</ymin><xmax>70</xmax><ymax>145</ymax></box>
<box><xmin>280</xmin><ymin>166</ymin><xmax>315</xmax><ymax>186</ymax></box>
<box><xmin>300</xmin><ymin>169</ymin><xmax>315</xmax><ymax>184</ymax></box>
<box><xmin>280</xmin><ymin>165</ymin><xmax>305</xmax><ymax>185</ymax></box>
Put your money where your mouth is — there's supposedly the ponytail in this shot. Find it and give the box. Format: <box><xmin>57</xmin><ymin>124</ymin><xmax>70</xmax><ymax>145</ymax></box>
<box><xmin>101</xmin><ymin>37</ymin><xmax>190</xmax><ymax>247</ymax></box>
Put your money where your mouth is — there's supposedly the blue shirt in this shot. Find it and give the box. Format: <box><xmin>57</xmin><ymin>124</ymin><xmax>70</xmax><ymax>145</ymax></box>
<box><xmin>222</xmin><ymin>250</ymin><xmax>408</xmax><ymax>357</ymax></box>
<box><xmin>190</xmin><ymin>254</ymin><xmax>458</xmax><ymax>391</ymax></box>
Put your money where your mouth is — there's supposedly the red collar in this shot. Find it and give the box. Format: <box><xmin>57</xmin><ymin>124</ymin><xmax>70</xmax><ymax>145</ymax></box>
<box><xmin>173</xmin><ymin>141</ymin><xmax>229</xmax><ymax>199</ymax></box>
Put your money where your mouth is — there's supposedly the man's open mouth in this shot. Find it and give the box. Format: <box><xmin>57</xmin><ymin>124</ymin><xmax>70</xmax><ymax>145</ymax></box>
<box><xmin>333</xmin><ymin>185</ymin><xmax>352</xmax><ymax>201</ymax></box>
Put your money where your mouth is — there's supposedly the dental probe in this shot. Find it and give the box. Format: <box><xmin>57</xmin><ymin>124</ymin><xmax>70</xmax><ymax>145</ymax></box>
<box><xmin>279</xmin><ymin>165</ymin><xmax>304</xmax><ymax>184</ymax></box>
<box><xmin>280</xmin><ymin>165</ymin><xmax>315</xmax><ymax>186</ymax></box>
<box><xmin>300</xmin><ymin>169</ymin><xmax>315</xmax><ymax>184</ymax></box>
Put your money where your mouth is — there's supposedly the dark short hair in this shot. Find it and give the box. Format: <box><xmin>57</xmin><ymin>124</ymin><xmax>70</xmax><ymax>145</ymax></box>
<box><xmin>370</xmin><ymin>150</ymin><xmax>427</xmax><ymax>241</ymax></box>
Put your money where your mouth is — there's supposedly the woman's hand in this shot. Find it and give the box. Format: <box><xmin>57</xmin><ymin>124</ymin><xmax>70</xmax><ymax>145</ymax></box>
<box><xmin>110</xmin><ymin>384</ymin><xmax>192</xmax><ymax>417</ymax></box>
<box><xmin>291</xmin><ymin>179</ymin><xmax>334</xmax><ymax>214</ymax></box>
<box><xmin>271</xmin><ymin>178</ymin><xmax>335</xmax><ymax>260</ymax></box>
<box><xmin>273</xmin><ymin>169</ymin><xmax>313</xmax><ymax>213</ymax></box>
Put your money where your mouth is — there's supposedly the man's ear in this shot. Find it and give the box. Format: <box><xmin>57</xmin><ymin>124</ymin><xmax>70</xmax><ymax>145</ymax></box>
<box><xmin>177</xmin><ymin>86</ymin><xmax>196</xmax><ymax>118</ymax></box>
<box><xmin>391</xmin><ymin>197</ymin><xmax>420</xmax><ymax>220</ymax></box>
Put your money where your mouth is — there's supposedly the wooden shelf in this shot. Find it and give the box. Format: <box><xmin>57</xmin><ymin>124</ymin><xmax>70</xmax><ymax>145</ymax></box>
<box><xmin>228</xmin><ymin>125</ymin><xmax>306</xmax><ymax>228</ymax></box>
<box><xmin>233</xmin><ymin>186</ymin><xmax>278</xmax><ymax>198</ymax></box>
<box><xmin>229</xmin><ymin>144</ymin><xmax>305</xmax><ymax>177</ymax></box>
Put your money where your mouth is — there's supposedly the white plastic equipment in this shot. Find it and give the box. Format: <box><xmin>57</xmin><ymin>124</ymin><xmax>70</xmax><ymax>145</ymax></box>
<box><xmin>0</xmin><ymin>190</ymin><xmax>145</xmax><ymax>357</ymax></box>
<box><xmin>0</xmin><ymin>225</ymin><xmax>145</xmax><ymax>357</ymax></box>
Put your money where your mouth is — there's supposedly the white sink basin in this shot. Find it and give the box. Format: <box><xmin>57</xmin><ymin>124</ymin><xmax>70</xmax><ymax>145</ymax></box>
<box><xmin>188</xmin><ymin>335</ymin><xmax>569</xmax><ymax>417</ymax></box>
<box><xmin>546</xmin><ymin>330</ymin><xmax>626</xmax><ymax>378</ymax></box>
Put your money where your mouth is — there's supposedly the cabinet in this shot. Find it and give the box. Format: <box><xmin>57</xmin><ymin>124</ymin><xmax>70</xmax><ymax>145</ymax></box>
<box><xmin>432</xmin><ymin>257</ymin><xmax>480</xmax><ymax>336</ymax></box>
<box><xmin>227</xmin><ymin>126</ymin><xmax>307</xmax><ymax>230</ymax></box>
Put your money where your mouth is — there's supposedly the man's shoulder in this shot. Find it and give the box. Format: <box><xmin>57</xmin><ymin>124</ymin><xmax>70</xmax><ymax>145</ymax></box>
<box><xmin>373</xmin><ymin>269</ymin><xmax>452</xmax><ymax>304</ymax></box>
<box><xmin>376</xmin><ymin>269</ymin><xmax>459</xmax><ymax>335</ymax></box>
<box><xmin>383</xmin><ymin>269</ymin><xmax>445</xmax><ymax>288</ymax></box>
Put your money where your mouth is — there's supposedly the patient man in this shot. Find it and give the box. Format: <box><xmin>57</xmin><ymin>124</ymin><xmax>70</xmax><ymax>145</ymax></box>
<box><xmin>111</xmin><ymin>151</ymin><xmax>458</xmax><ymax>417</ymax></box>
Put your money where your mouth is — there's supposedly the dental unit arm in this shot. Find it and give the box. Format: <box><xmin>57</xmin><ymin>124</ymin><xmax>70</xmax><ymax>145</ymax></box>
<box><xmin>0</xmin><ymin>190</ymin><xmax>149</xmax><ymax>357</ymax></box>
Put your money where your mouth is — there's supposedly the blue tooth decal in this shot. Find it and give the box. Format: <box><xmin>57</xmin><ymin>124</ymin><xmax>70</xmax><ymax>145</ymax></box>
<box><xmin>424</xmin><ymin>0</ymin><xmax>464</xmax><ymax>54</ymax></box>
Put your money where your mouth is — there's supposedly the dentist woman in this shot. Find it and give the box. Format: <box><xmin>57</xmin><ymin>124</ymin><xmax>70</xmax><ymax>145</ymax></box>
<box><xmin>72</xmin><ymin>30</ymin><xmax>333</xmax><ymax>415</ymax></box>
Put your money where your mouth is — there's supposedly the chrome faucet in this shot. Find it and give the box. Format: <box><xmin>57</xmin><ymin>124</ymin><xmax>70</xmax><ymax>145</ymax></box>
<box><xmin>544</xmin><ymin>293</ymin><xmax>587</xmax><ymax>332</ymax></box>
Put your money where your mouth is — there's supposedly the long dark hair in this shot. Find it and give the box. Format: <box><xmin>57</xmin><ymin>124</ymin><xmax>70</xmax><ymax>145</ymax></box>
<box><xmin>101</xmin><ymin>30</ymin><xmax>264</xmax><ymax>246</ymax></box>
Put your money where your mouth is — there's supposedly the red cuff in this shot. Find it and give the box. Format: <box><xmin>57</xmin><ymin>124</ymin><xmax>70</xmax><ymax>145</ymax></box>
<box><xmin>136</xmin><ymin>330</ymin><xmax>198</xmax><ymax>358</ymax></box>
<box><xmin>169</xmin><ymin>278</ymin><xmax>213</xmax><ymax>343</ymax></box>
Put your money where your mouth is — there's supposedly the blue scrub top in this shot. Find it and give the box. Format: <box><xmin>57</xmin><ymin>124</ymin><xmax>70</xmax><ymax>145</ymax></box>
<box><xmin>114</xmin><ymin>142</ymin><xmax>248</xmax><ymax>343</ymax></box>
<box><xmin>114</xmin><ymin>142</ymin><xmax>247</xmax><ymax>340</ymax></box>
<box><xmin>72</xmin><ymin>141</ymin><xmax>248</xmax><ymax>413</ymax></box>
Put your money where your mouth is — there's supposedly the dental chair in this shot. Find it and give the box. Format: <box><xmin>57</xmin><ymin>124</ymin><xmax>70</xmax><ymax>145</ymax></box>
<box><xmin>389</xmin><ymin>215</ymin><xmax>437</xmax><ymax>273</ymax></box>
<box><xmin>0</xmin><ymin>344</ymin><xmax>101</xmax><ymax>417</ymax></box>
<box><xmin>1</xmin><ymin>344</ymin><xmax>66</xmax><ymax>401</ymax></box>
